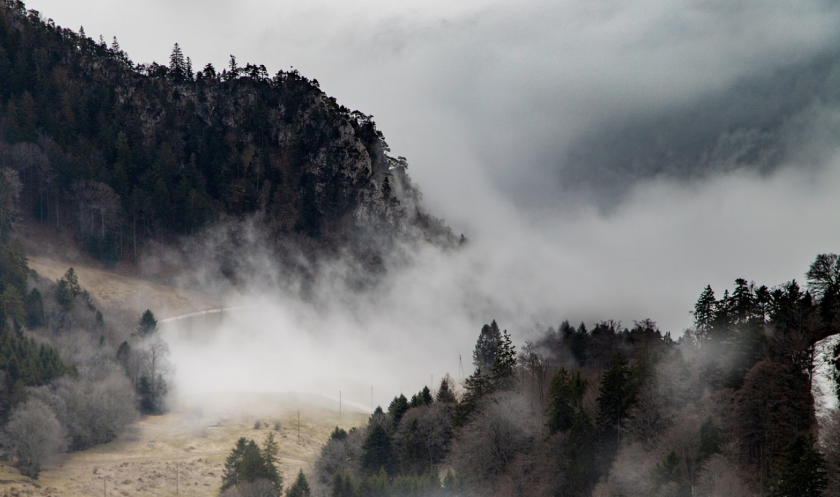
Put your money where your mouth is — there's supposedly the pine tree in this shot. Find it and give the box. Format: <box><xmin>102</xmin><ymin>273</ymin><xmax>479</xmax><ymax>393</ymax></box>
<box><xmin>473</xmin><ymin>321</ymin><xmax>501</xmax><ymax>373</ymax></box>
<box><xmin>360</xmin><ymin>423</ymin><xmax>395</xmax><ymax>476</ymax></box>
<box><xmin>596</xmin><ymin>353</ymin><xmax>635</xmax><ymax>456</ymax></box>
<box><xmin>436</xmin><ymin>374</ymin><xmax>456</xmax><ymax>403</ymax></box>
<box><xmin>220</xmin><ymin>436</ymin><xmax>283</xmax><ymax>493</ymax></box>
<box><xmin>56</xmin><ymin>268</ymin><xmax>81</xmax><ymax>312</ymax></box>
<box><xmin>221</xmin><ymin>438</ymin><xmax>248</xmax><ymax>492</ymax></box>
<box><xmin>547</xmin><ymin>368</ymin><xmax>587</xmax><ymax>434</ymax></box>
<box><xmin>331</xmin><ymin>471</ymin><xmax>355</xmax><ymax>497</ymax></box>
<box><xmin>772</xmin><ymin>434</ymin><xmax>828</xmax><ymax>497</ymax></box>
<box><xmin>491</xmin><ymin>329</ymin><xmax>517</xmax><ymax>391</ymax></box>
<box><xmin>286</xmin><ymin>470</ymin><xmax>311</xmax><ymax>497</ymax></box>
<box><xmin>693</xmin><ymin>284</ymin><xmax>716</xmax><ymax>336</ymax></box>
<box><xmin>169</xmin><ymin>43</ymin><xmax>185</xmax><ymax>81</ymax></box>
<box><xmin>136</xmin><ymin>309</ymin><xmax>157</xmax><ymax>336</ymax></box>
<box><xmin>455</xmin><ymin>369</ymin><xmax>492</xmax><ymax>425</ymax></box>
<box><xmin>239</xmin><ymin>440</ymin><xmax>265</xmax><ymax>482</ymax></box>
<box><xmin>698</xmin><ymin>416</ymin><xmax>723</xmax><ymax>462</ymax></box>
<box><xmin>387</xmin><ymin>394</ymin><xmax>409</xmax><ymax>424</ymax></box>
<box><xmin>262</xmin><ymin>432</ymin><xmax>283</xmax><ymax>493</ymax></box>
<box><xmin>732</xmin><ymin>278</ymin><xmax>757</xmax><ymax>324</ymax></box>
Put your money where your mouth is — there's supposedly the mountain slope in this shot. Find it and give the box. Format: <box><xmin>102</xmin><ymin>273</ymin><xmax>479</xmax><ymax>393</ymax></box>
<box><xmin>0</xmin><ymin>0</ymin><xmax>453</xmax><ymax>265</ymax></box>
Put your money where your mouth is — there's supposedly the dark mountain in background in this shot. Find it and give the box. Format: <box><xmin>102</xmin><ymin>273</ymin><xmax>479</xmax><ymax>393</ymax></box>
<box><xmin>556</xmin><ymin>52</ymin><xmax>840</xmax><ymax>208</ymax></box>
<box><xmin>0</xmin><ymin>0</ymin><xmax>454</xmax><ymax>270</ymax></box>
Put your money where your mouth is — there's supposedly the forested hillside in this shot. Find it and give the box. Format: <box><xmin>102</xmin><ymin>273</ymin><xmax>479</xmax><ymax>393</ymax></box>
<box><xmin>306</xmin><ymin>254</ymin><xmax>840</xmax><ymax>497</ymax></box>
<box><xmin>0</xmin><ymin>0</ymin><xmax>453</xmax><ymax>268</ymax></box>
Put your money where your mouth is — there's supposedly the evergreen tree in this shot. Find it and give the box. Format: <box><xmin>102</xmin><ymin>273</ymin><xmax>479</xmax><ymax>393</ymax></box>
<box><xmin>455</xmin><ymin>369</ymin><xmax>492</xmax><ymax>425</ymax></box>
<box><xmin>220</xmin><ymin>436</ymin><xmax>283</xmax><ymax>493</ymax></box>
<box><xmin>24</xmin><ymin>288</ymin><xmax>44</xmax><ymax>328</ymax></box>
<box><xmin>596</xmin><ymin>353</ymin><xmax>635</xmax><ymax>457</ymax></box>
<box><xmin>221</xmin><ymin>438</ymin><xmax>248</xmax><ymax>492</ymax></box>
<box><xmin>546</xmin><ymin>368</ymin><xmax>587</xmax><ymax>434</ymax></box>
<box><xmin>239</xmin><ymin>439</ymin><xmax>266</xmax><ymax>482</ymax></box>
<box><xmin>732</xmin><ymin>278</ymin><xmax>758</xmax><ymax>324</ymax></box>
<box><xmin>410</xmin><ymin>386</ymin><xmax>433</xmax><ymax>407</ymax></box>
<box><xmin>286</xmin><ymin>470</ymin><xmax>311</xmax><ymax>497</ymax></box>
<box><xmin>771</xmin><ymin>434</ymin><xmax>828</xmax><ymax>497</ymax></box>
<box><xmin>360</xmin><ymin>423</ymin><xmax>396</xmax><ymax>476</ymax></box>
<box><xmin>331</xmin><ymin>471</ymin><xmax>356</xmax><ymax>497</ymax></box>
<box><xmin>357</xmin><ymin>467</ymin><xmax>388</xmax><ymax>497</ymax></box>
<box><xmin>436</xmin><ymin>374</ymin><xmax>456</xmax><ymax>403</ymax></box>
<box><xmin>56</xmin><ymin>267</ymin><xmax>81</xmax><ymax>312</ymax></box>
<box><xmin>169</xmin><ymin>43</ymin><xmax>185</xmax><ymax>81</ymax></box>
<box><xmin>330</xmin><ymin>427</ymin><xmax>348</xmax><ymax>441</ymax></box>
<box><xmin>491</xmin><ymin>329</ymin><xmax>517</xmax><ymax>391</ymax></box>
<box><xmin>693</xmin><ymin>284</ymin><xmax>716</xmax><ymax>335</ymax></box>
<box><xmin>387</xmin><ymin>394</ymin><xmax>409</xmax><ymax>424</ymax></box>
<box><xmin>699</xmin><ymin>416</ymin><xmax>723</xmax><ymax>462</ymax></box>
<box><xmin>136</xmin><ymin>309</ymin><xmax>157</xmax><ymax>336</ymax></box>
<box><xmin>262</xmin><ymin>432</ymin><xmax>283</xmax><ymax>493</ymax></box>
<box><xmin>473</xmin><ymin>320</ymin><xmax>501</xmax><ymax>373</ymax></box>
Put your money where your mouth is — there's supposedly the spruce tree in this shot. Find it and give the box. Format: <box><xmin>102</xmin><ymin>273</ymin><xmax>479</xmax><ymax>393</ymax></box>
<box><xmin>331</xmin><ymin>471</ymin><xmax>356</xmax><ymax>497</ymax></box>
<box><xmin>136</xmin><ymin>309</ymin><xmax>158</xmax><ymax>336</ymax></box>
<box><xmin>455</xmin><ymin>369</ymin><xmax>491</xmax><ymax>425</ymax></box>
<box><xmin>221</xmin><ymin>438</ymin><xmax>248</xmax><ymax>492</ymax></box>
<box><xmin>169</xmin><ymin>43</ymin><xmax>185</xmax><ymax>81</ymax></box>
<box><xmin>360</xmin><ymin>423</ymin><xmax>396</xmax><ymax>476</ymax></box>
<box><xmin>262</xmin><ymin>432</ymin><xmax>283</xmax><ymax>493</ymax></box>
<box><xmin>772</xmin><ymin>434</ymin><xmax>827</xmax><ymax>497</ymax></box>
<box><xmin>693</xmin><ymin>285</ymin><xmax>716</xmax><ymax>335</ymax></box>
<box><xmin>547</xmin><ymin>368</ymin><xmax>587</xmax><ymax>434</ymax></box>
<box><xmin>436</xmin><ymin>375</ymin><xmax>456</xmax><ymax>403</ymax></box>
<box><xmin>387</xmin><ymin>394</ymin><xmax>409</xmax><ymax>424</ymax></box>
<box><xmin>596</xmin><ymin>353</ymin><xmax>635</xmax><ymax>456</ymax></box>
<box><xmin>491</xmin><ymin>329</ymin><xmax>517</xmax><ymax>391</ymax></box>
<box><xmin>286</xmin><ymin>470</ymin><xmax>311</xmax><ymax>497</ymax></box>
<box><xmin>473</xmin><ymin>321</ymin><xmax>501</xmax><ymax>373</ymax></box>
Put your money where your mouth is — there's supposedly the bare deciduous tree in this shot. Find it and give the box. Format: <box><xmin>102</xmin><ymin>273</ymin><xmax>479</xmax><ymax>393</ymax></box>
<box><xmin>34</xmin><ymin>365</ymin><xmax>138</xmax><ymax>450</ymax></box>
<box><xmin>607</xmin><ymin>442</ymin><xmax>656</xmax><ymax>497</ymax></box>
<box><xmin>696</xmin><ymin>454</ymin><xmax>754</xmax><ymax>497</ymax></box>
<box><xmin>394</xmin><ymin>403</ymin><xmax>453</xmax><ymax>468</ymax></box>
<box><xmin>2</xmin><ymin>398</ymin><xmax>66</xmax><ymax>479</ymax></box>
<box><xmin>71</xmin><ymin>180</ymin><xmax>120</xmax><ymax>237</ymax></box>
<box><xmin>313</xmin><ymin>427</ymin><xmax>364</xmax><ymax>488</ymax></box>
<box><xmin>448</xmin><ymin>393</ymin><xmax>542</xmax><ymax>495</ymax></box>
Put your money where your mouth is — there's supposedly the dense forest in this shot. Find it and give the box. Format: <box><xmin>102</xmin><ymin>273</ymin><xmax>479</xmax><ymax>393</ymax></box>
<box><xmin>0</xmin><ymin>0</ymin><xmax>454</xmax><ymax>269</ymax></box>
<box><xmin>297</xmin><ymin>254</ymin><xmax>840</xmax><ymax>497</ymax></box>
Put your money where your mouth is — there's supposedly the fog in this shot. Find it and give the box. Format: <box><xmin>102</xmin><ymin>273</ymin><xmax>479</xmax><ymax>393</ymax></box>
<box><xmin>22</xmin><ymin>0</ymin><xmax>840</xmax><ymax>407</ymax></box>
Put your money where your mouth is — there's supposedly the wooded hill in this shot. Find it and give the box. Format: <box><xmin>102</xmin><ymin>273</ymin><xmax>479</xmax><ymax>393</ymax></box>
<box><xmin>0</xmin><ymin>0</ymin><xmax>454</xmax><ymax>266</ymax></box>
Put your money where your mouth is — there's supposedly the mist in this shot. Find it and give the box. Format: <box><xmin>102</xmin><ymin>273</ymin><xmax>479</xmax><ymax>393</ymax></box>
<box><xmin>21</xmin><ymin>0</ymin><xmax>840</xmax><ymax>406</ymax></box>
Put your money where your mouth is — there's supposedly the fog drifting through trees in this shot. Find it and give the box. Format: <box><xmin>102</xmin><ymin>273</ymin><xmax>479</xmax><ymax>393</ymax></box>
<box><xmin>160</xmin><ymin>158</ymin><xmax>840</xmax><ymax>411</ymax></box>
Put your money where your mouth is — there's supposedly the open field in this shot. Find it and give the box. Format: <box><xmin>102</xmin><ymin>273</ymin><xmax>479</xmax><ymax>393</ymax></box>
<box><xmin>0</xmin><ymin>231</ymin><xmax>369</xmax><ymax>496</ymax></box>
<box><xmin>26</xmin><ymin>255</ymin><xmax>222</xmax><ymax>321</ymax></box>
<box><xmin>0</xmin><ymin>392</ymin><xmax>368</xmax><ymax>497</ymax></box>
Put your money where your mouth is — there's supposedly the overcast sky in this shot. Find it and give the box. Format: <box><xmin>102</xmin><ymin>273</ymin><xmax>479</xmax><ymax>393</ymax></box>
<box><xmin>22</xmin><ymin>0</ymin><xmax>840</xmax><ymax>403</ymax></box>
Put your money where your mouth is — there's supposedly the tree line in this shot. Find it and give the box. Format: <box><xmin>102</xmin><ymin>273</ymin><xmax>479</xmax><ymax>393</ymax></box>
<box><xmin>297</xmin><ymin>253</ymin><xmax>840</xmax><ymax>497</ymax></box>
